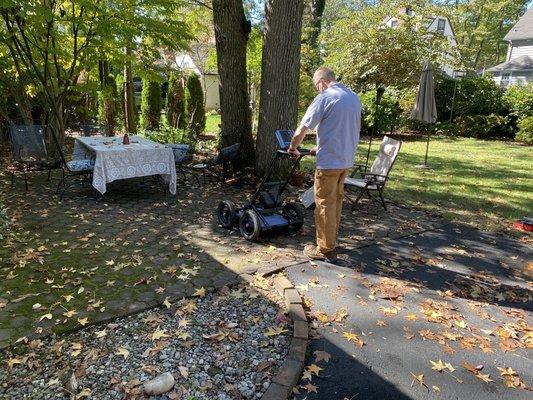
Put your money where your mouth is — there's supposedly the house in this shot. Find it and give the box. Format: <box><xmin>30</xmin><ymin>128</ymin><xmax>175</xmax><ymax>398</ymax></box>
<box><xmin>384</xmin><ymin>7</ymin><xmax>457</xmax><ymax>76</ymax></box>
<box><xmin>145</xmin><ymin>49</ymin><xmax>221</xmax><ymax>111</ymax></box>
<box><xmin>488</xmin><ymin>7</ymin><xmax>533</xmax><ymax>87</ymax></box>
<box><xmin>171</xmin><ymin>53</ymin><xmax>220</xmax><ymax>111</ymax></box>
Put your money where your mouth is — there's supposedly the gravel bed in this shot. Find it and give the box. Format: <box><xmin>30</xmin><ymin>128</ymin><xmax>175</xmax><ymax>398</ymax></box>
<box><xmin>0</xmin><ymin>283</ymin><xmax>290</xmax><ymax>399</ymax></box>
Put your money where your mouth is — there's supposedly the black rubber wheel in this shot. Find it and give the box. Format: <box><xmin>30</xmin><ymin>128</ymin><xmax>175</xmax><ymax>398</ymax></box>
<box><xmin>217</xmin><ymin>200</ymin><xmax>237</xmax><ymax>229</ymax></box>
<box><xmin>239</xmin><ymin>209</ymin><xmax>262</xmax><ymax>241</ymax></box>
<box><xmin>283</xmin><ymin>202</ymin><xmax>304</xmax><ymax>231</ymax></box>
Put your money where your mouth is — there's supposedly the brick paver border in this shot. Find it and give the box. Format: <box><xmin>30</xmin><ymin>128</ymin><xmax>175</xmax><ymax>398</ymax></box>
<box><xmin>240</xmin><ymin>272</ymin><xmax>308</xmax><ymax>400</ymax></box>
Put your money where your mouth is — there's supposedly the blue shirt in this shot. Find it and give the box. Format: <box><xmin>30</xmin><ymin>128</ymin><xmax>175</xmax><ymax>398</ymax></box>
<box><xmin>301</xmin><ymin>83</ymin><xmax>361</xmax><ymax>170</ymax></box>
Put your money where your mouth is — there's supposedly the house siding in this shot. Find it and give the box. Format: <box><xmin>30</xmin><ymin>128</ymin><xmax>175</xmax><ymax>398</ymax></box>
<box><xmin>508</xmin><ymin>43</ymin><xmax>533</xmax><ymax>60</ymax></box>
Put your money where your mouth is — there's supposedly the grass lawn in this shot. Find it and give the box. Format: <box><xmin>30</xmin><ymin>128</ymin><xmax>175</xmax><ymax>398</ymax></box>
<box><xmin>205</xmin><ymin>114</ymin><xmax>221</xmax><ymax>134</ymax></box>
<box><xmin>301</xmin><ymin>135</ymin><xmax>532</xmax><ymax>231</ymax></box>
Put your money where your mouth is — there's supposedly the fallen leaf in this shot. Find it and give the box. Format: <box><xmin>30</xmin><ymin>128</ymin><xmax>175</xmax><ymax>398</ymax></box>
<box><xmin>163</xmin><ymin>297</ymin><xmax>172</xmax><ymax>309</ymax></box>
<box><xmin>7</xmin><ymin>358</ymin><xmax>22</xmax><ymax>368</ymax></box>
<box><xmin>430</xmin><ymin>360</ymin><xmax>447</xmax><ymax>372</ymax></box>
<box><xmin>151</xmin><ymin>327</ymin><xmax>170</xmax><ymax>341</ymax></box>
<box><xmin>178</xmin><ymin>365</ymin><xmax>189</xmax><ymax>379</ymax></box>
<box><xmin>39</xmin><ymin>313</ymin><xmax>52</xmax><ymax>322</ymax></box>
<box><xmin>265</xmin><ymin>326</ymin><xmax>288</xmax><ymax>337</ymax></box>
<box><xmin>77</xmin><ymin>317</ymin><xmax>89</xmax><ymax>326</ymax></box>
<box><xmin>193</xmin><ymin>287</ymin><xmax>206</xmax><ymax>298</ymax></box>
<box><xmin>306</xmin><ymin>364</ymin><xmax>323</xmax><ymax>376</ymax></box>
<box><xmin>476</xmin><ymin>373</ymin><xmax>493</xmax><ymax>383</ymax></box>
<box><xmin>314</xmin><ymin>350</ymin><xmax>331</xmax><ymax>363</ymax></box>
<box><xmin>343</xmin><ymin>331</ymin><xmax>365</xmax><ymax>347</ymax></box>
<box><xmin>303</xmin><ymin>382</ymin><xmax>318</xmax><ymax>393</ymax></box>
<box><xmin>116</xmin><ymin>347</ymin><xmax>130</xmax><ymax>360</ymax></box>
<box><xmin>95</xmin><ymin>329</ymin><xmax>107</xmax><ymax>339</ymax></box>
<box><xmin>410</xmin><ymin>372</ymin><xmax>428</xmax><ymax>389</ymax></box>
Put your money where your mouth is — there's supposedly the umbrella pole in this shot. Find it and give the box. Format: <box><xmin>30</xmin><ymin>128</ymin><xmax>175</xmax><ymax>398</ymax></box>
<box><xmin>366</xmin><ymin>91</ymin><xmax>381</xmax><ymax>168</ymax></box>
<box><xmin>424</xmin><ymin>124</ymin><xmax>430</xmax><ymax>166</ymax></box>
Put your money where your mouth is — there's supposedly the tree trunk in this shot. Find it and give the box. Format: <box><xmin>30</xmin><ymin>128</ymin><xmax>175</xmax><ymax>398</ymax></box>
<box><xmin>212</xmin><ymin>0</ymin><xmax>253</xmax><ymax>165</ymax></box>
<box><xmin>255</xmin><ymin>0</ymin><xmax>305</xmax><ymax>176</ymax></box>
<box><xmin>123</xmin><ymin>47</ymin><xmax>137</xmax><ymax>134</ymax></box>
<box><xmin>308</xmin><ymin>0</ymin><xmax>326</xmax><ymax>50</ymax></box>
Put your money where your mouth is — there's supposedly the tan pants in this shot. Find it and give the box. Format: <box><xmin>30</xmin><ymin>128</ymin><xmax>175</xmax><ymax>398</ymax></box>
<box><xmin>314</xmin><ymin>168</ymin><xmax>348</xmax><ymax>253</ymax></box>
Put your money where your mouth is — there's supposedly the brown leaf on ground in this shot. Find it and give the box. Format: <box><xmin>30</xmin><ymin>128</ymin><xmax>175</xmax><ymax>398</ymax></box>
<box><xmin>314</xmin><ymin>350</ymin><xmax>331</xmax><ymax>363</ymax></box>
<box><xmin>410</xmin><ymin>372</ymin><xmax>428</xmax><ymax>389</ymax></box>
<box><xmin>303</xmin><ymin>383</ymin><xmax>318</xmax><ymax>393</ymax></box>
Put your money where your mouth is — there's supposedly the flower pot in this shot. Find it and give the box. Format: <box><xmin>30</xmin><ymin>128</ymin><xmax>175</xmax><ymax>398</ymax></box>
<box><xmin>291</xmin><ymin>171</ymin><xmax>306</xmax><ymax>187</ymax></box>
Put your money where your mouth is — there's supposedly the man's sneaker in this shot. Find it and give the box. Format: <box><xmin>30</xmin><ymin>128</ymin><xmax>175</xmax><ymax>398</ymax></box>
<box><xmin>304</xmin><ymin>245</ymin><xmax>337</xmax><ymax>264</ymax></box>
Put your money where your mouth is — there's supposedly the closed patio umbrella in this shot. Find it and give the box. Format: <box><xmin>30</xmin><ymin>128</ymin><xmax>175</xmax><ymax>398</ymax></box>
<box><xmin>411</xmin><ymin>61</ymin><xmax>437</xmax><ymax>168</ymax></box>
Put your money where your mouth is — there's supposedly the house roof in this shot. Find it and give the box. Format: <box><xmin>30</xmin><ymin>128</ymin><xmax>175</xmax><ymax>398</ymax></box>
<box><xmin>487</xmin><ymin>55</ymin><xmax>533</xmax><ymax>72</ymax></box>
<box><xmin>504</xmin><ymin>7</ymin><xmax>533</xmax><ymax>41</ymax></box>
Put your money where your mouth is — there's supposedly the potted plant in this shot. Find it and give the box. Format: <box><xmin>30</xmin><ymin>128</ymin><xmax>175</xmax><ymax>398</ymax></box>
<box><xmin>291</xmin><ymin>169</ymin><xmax>306</xmax><ymax>187</ymax></box>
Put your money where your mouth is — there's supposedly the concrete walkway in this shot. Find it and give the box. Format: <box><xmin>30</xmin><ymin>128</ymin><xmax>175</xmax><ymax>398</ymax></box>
<box><xmin>287</xmin><ymin>223</ymin><xmax>532</xmax><ymax>400</ymax></box>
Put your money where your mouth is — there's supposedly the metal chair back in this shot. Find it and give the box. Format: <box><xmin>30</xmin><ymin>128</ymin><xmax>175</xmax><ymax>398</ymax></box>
<box><xmin>368</xmin><ymin>136</ymin><xmax>402</xmax><ymax>182</ymax></box>
<box><xmin>80</xmin><ymin>124</ymin><xmax>102</xmax><ymax>137</ymax></box>
<box><xmin>8</xmin><ymin>125</ymin><xmax>47</xmax><ymax>161</ymax></box>
<box><xmin>166</xmin><ymin>144</ymin><xmax>190</xmax><ymax>163</ymax></box>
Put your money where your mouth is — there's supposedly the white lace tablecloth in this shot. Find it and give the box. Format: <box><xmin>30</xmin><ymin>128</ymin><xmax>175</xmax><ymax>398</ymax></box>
<box><xmin>72</xmin><ymin>136</ymin><xmax>176</xmax><ymax>194</ymax></box>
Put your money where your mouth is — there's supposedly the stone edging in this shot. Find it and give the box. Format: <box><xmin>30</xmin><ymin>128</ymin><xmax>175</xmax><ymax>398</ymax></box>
<box><xmin>239</xmin><ymin>273</ymin><xmax>308</xmax><ymax>400</ymax></box>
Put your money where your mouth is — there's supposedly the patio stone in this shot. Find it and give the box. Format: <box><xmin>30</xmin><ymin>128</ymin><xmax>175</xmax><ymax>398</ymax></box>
<box><xmin>0</xmin><ymin>169</ymin><xmax>443</xmax><ymax>348</ymax></box>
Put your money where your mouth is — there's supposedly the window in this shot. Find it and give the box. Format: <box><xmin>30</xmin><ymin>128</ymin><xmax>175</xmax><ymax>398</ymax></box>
<box><xmin>391</xmin><ymin>20</ymin><xmax>398</xmax><ymax>28</ymax></box>
<box><xmin>437</xmin><ymin>18</ymin><xmax>446</xmax><ymax>34</ymax></box>
<box><xmin>500</xmin><ymin>73</ymin><xmax>511</xmax><ymax>87</ymax></box>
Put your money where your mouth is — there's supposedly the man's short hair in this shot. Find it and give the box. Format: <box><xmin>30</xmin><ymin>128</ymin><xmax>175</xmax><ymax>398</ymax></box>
<box><xmin>314</xmin><ymin>67</ymin><xmax>336</xmax><ymax>82</ymax></box>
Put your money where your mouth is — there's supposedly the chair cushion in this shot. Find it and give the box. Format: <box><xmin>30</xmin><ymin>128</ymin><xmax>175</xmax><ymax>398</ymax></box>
<box><xmin>344</xmin><ymin>177</ymin><xmax>378</xmax><ymax>190</ymax></box>
<box><xmin>67</xmin><ymin>159</ymin><xmax>95</xmax><ymax>172</ymax></box>
<box><xmin>165</xmin><ymin>144</ymin><xmax>190</xmax><ymax>163</ymax></box>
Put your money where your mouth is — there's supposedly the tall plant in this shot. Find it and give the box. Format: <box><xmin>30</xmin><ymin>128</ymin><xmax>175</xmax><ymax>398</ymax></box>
<box><xmin>185</xmin><ymin>73</ymin><xmax>205</xmax><ymax>135</ymax></box>
<box><xmin>141</xmin><ymin>79</ymin><xmax>161</xmax><ymax>131</ymax></box>
<box><xmin>98</xmin><ymin>75</ymin><xmax>118</xmax><ymax>136</ymax></box>
<box><xmin>166</xmin><ymin>72</ymin><xmax>186</xmax><ymax>129</ymax></box>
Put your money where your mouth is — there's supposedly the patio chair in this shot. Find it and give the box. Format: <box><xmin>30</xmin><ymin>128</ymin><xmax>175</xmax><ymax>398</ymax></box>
<box><xmin>80</xmin><ymin>124</ymin><xmax>101</xmax><ymax>137</ymax></box>
<box><xmin>48</xmin><ymin>126</ymin><xmax>96</xmax><ymax>199</ymax></box>
<box><xmin>165</xmin><ymin>143</ymin><xmax>199</xmax><ymax>184</ymax></box>
<box><xmin>344</xmin><ymin>135</ymin><xmax>402</xmax><ymax>211</ymax></box>
<box><xmin>7</xmin><ymin>125</ymin><xmax>62</xmax><ymax>190</ymax></box>
<box><xmin>192</xmin><ymin>142</ymin><xmax>241</xmax><ymax>183</ymax></box>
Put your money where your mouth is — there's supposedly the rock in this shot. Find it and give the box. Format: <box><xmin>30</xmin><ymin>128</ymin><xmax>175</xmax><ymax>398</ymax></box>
<box><xmin>143</xmin><ymin>372</ymin><xmax>175</xmax><ymax>395</ymax></box>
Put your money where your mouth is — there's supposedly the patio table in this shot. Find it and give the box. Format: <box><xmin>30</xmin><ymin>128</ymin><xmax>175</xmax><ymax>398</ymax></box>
<box><xmin>72</xmin><ymin>135</ymin><xmax>176</xmax><ymax>195</ymax></box>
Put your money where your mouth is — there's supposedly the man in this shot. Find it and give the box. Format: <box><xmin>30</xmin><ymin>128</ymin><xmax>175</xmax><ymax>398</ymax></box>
<box><xmin>288</xmin><ymin>67</ymin><xmax>361</xmax><ymax>263</ymax></box>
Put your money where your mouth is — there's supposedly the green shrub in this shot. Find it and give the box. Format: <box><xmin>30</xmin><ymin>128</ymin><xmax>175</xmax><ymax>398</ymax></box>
<box><xmin>360</xmin><ymin>88</ymin><xmax>403</xmax><ymax>135</ymax></box>
<box><xmin>434</xmin><ymin>74</ymin><xmax>504</xmax><ymax>122</ymax></box>
<box><xmin>516</xmin><ymin>116</ymin><xmax>533</xmax><ymax>144</ymax></box>
<box><xmin>185</xmin><ymin>73</ymin><xmax>205</xmax><ymax>135</ymax></box>
<box><xmin>97</xmin><ymin>75</ymin><xmax>118</xmax><ymax>136</ymax></box>
<box><xmin>141</xmin><ymin>79</ymin><xmax>162</xmax><ymax>131</ymax></box>
<box><xmin>503</xmin><ymin>83</ymin><xmax>533</xmax><ymax>122</ymax></box>
<box><xmin>454</xmin><ymin>114</ymin><xmax>509</xmax><ymax>139</ymax></box>
<box><xmin>166</xmin><ymin>72</ymin><xmax>186</xmax><ymax>129</ymax></box>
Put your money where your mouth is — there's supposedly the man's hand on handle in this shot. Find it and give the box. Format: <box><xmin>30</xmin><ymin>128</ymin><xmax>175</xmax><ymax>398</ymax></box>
<box><xmin>288</xmin><ymin>147</ymin><xmax>301</xmax><ymax>158</ymax></box>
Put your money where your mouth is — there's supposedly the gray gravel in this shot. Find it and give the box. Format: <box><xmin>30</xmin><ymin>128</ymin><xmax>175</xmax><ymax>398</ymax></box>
<box><xmin>0</xmin><ymin>283</ymin><xmax>290</xmax><ymax>399</ymax></box>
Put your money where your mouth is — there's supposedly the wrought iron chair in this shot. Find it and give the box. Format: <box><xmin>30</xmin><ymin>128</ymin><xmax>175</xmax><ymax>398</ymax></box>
<box><xmin>7</xmin><ymin>125</ymin><xmax>62</xmax><ymax>190</ymax></box>
<box><xmin>80</xmin><ymin>124</ymin><xmax>101</xmax><ymax>137</ymax></box>
<box><xmin>165</xmin><ymin>143</ymin><xmax>199</xmax><ymax>184</ymax></box>
<box><xmin>48</xmin><ymin>126</ymin><xmax>96</xmax><ymax>199</ymax></box>
<box><xmin>192</xmin><ymin>143</ymin><xmax>241</xmax><ymax>183</ymax></box>
<box><xmin>344</xmin><ymin>136</ymin><xmax>402</xmax><ymax>211</ymax></box>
